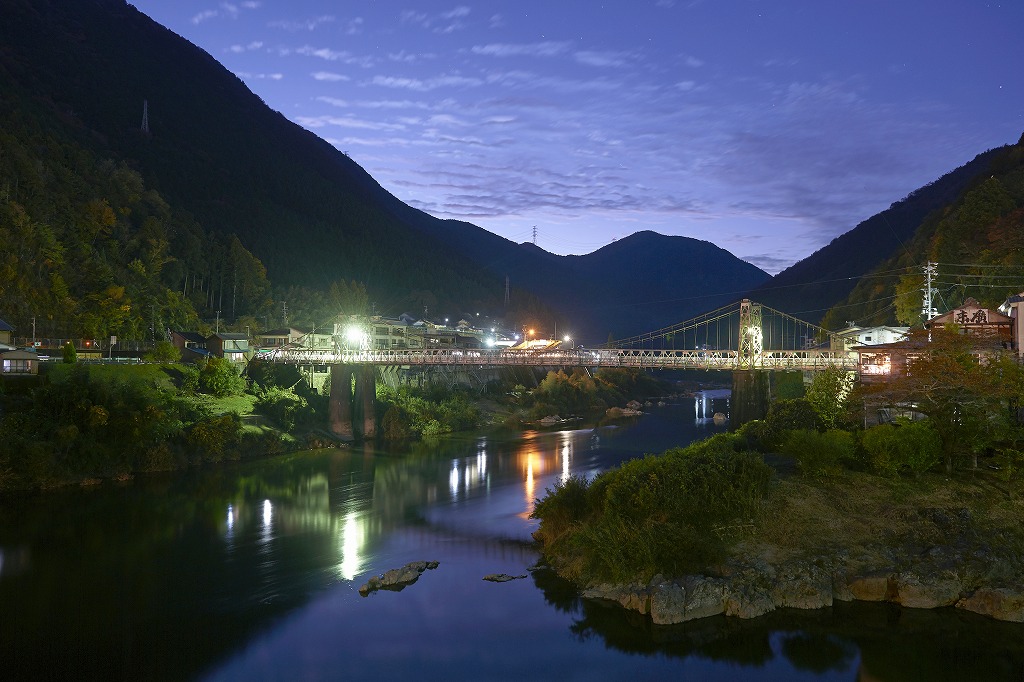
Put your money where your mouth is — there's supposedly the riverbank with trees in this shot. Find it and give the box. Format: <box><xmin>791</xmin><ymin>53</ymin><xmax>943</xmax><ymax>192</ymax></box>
<box><xmin>530</xmin><ymin>358</ymin><xmax>1024</xmax><ymax>624</ymax></box>
<box><xmin>0</xmin><ymin>352</ymin><xmax>673</xmax><ymax>493</ymax></box>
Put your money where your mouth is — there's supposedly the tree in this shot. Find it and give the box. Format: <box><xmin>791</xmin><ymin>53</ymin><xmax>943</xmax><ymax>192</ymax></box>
<box><xmin>804</xmin><ymin>366</ymin><xmax>854</xmax><ymax>430</ymax></box>
<box><xmin>62</xmin><ymin>341</ymin><xmax>77</xmax><ymax>364</ymax></box>
<box><xmin>863</xmin><ymin>327</ymin><xmax>1024</xmax><ymax>472</ymax></box>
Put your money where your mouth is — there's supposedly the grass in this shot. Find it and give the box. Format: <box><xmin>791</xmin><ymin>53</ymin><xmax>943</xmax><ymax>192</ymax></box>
<box><xmin>203</xmin><ymin>392</ymin><xmax>257</xmax><ymax>416</ymax></box>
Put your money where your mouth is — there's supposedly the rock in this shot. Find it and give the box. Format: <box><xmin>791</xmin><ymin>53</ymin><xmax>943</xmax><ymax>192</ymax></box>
<box><xmin>583</xmin><ymin>581</ymin><xmax>652</xmax><ymax>614</ymax></box>
<box><xmin>770</xmin><ymin>562</ymin><xmax>834</xmax><ymax>610</ymax></box>
<box><xmin>712</xmin><ymin>412</ymin><xmax>727</xmax><ymax>424</ymax></box>
<box><xmin>723</xmin><ymin>581</ymin><xmax>775</xmax><ymax>619</ymax></box>
<box><xmin>893</xmin><ymin>570</ymin><xmax>963</xmax><ymax>609</ymax></box>
<box><xmin>846</xmin><ymin>572</ymin><xmax>892</xmax><ymax>602</ymax></box>
<box><xmin>483</xmin><ymin>573</ymin><xmax>527</xmax><ymax>582</ymax></box>
<box><xmin>358</xmin><ymin>560</ymin><xmax>439</xmax><ymax>596</ymax></box>
<box><xmin>649</xmin><ymin>580</ymin><xmax>688</xmax><ymax>624</ymax></box>
<box><xmin>682</xmin><ymin>576</ymin><xmax>727</xmax><ymax>622</ymax></box>
<box><xmin>957</xmin><ymin>588</ymin><xmax>1024</xmax><ymax>622</ymax></box>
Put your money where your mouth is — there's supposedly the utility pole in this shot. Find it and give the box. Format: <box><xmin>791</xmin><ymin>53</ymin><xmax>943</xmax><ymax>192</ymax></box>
<box><xmin>504</xmin><ymin>275</ymin><xmax>510</xmax><ymax>308</ymax></box>
<box><xmin>215</xmin><ymin>310</ymin><xmax>221</xmax><ymax>334</ymax></box>
<box><xmin>921</xmin><ymin>261</ymin><xmax>938</xmax><ymax>322</ymax></box>
<box><xmin>141</xmin><ymin>99</ymin><xmax>150</xmax><ymax>134</ymax></box>
<box><xmin>31</xmin><ymin>316</ymin><xmax>36</xmax><ymax>346</ymax></box>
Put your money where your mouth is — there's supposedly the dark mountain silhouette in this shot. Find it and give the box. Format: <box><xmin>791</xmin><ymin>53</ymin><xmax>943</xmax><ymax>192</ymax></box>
<box><xmin>0</xmin><ymin>0</ymin><xmax>769</xmax><ymax>341</ymax></box>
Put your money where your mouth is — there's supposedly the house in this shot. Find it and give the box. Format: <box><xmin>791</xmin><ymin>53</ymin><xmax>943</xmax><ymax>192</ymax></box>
<box><xmin>208</xmin><ymin>333</ymin><xmax>249</xmax><ymax>363</ymax></box>
<box><xmin>256</xmin><ymin>327</ymin><xmax>306</xmax><ymax>349</ymax></box>
<box><xmin>170</xmin><ymin>331</ymin><xmax>210</xmax><ymax>361</ymax></box>
<box><xmin>0</xmin><ymin>317</ymin><xmax>13</xmax><ymax>349</ymax></box>
<box><xmin>856</xmin><ymin>298</ymin><xmax>1013</xmax><ymax>382</ymax></box>
<box><xmin>1</xmin><ymin>348</ymin><xmax>39</xmax><ymax>375</ymax></box>
<box><xmin>836</xmin><ymin>324</ymin><xmax>909</xmax><ymax>353</ymax></box>
<box><xmin>926</xmin><ymin>297</ymin><xmax>1012</xmax><ymax>346</ymax></box>
<box><xmin>998</xmin><ymin>292</ymin><xmax>1024</xmax><ymax>356</ymax></box>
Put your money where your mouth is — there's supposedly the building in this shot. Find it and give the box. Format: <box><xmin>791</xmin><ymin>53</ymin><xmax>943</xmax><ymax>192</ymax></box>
<box><xmin>208</xmin><ymin>333</ymin><xmax>250</xmax><ymax>363</ymax></box>
<box><xmin>0</xmin><ymin>317</ymin><xmax>14</xmax><ymax>349</ymax></box>
<box><xmin>836</xmin><ymin>324</ymin><xmax>909</xmax><ymax>353</ymax></box>
<box><xmin>0</xmin><ymin>348</ymin><xmax>38</xmax><ymax>375</ymax></box>
<box><xmin>170</xmin><ymin>331</ymin><xmax>210</xmax><ymax>361</ymax></box>
<box><xmin>856</xmin><ymin>298</ymin><xmax>1013</xmax><ymax>382</ymax></box>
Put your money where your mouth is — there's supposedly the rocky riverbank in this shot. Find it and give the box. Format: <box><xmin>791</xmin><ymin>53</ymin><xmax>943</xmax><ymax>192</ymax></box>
<box><xmin>582</xmin><ymin>555</ymin><xmax>1024</xmax><ymax>625</ymax></box>
<box><xmin>568</xmin><ymin>471</ymin><xmax>1024</xmax><ymax>625</ymax></box>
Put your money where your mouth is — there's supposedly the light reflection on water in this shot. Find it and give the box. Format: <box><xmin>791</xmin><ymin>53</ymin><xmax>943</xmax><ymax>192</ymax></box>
<box><xmin>2</xmin><ymin>396</ymin><xmax>1023</xmax><ymax>681</ymax></box>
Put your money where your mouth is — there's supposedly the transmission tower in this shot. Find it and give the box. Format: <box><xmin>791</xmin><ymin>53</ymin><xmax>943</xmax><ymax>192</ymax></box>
<box><xmin>532</xmin><ymin>226</ymin><xmax>537</xmax><ymax>245</ymax></box>
<box><xmin>504</xmin><ymin>275</ymin><xmax>510</xmax><ymax>307</ymax></box>
<box><xmin>141</xmin><ymin>99</ymin><xmax>150</xmax><ymax>134</ymax></box>
<box><xmin>921</xmin><ymin>261</ymin><xmax>938</xmax><ymax>321</ymax></box>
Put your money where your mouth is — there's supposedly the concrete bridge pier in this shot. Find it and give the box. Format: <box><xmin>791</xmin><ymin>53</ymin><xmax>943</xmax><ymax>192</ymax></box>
<box><xmin>356</xmin><ymin>366</ymin><xmax>377</xmax><ymax>438</ymax></box>
<box><xmin>329</xmin><ymin>365</ymin><xmax>355</xmax><ymax>441</ymax></box>
<box><xmin>731</xmin><ymin>370</ymin><xmax>771</xmax><ymax>427</ymax></box>
<box><xmin>328</xmin><ymin>364</ymin><xmax>377</xmax><ymax>440</ymax></box>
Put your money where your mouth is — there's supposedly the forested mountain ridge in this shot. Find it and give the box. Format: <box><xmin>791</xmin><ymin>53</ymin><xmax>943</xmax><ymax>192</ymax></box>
<box><xmin>0</xmin><ymin>0</ymin><xmax>769</xmax><ymax>343</ymax></box>
<box><xmin>0</xmin><ymin>0</ymin><xmax>554</xmax><ymax>339</ymax></box>
<box><xmin>816</xmin><ymin>135</ymin><xmax>1024</xmax><ymax>330</ymax></box>
<box><xmin>750</xmin><ymin>142</ymin><xmax>1019</xmax><ymax>324</ymax></box>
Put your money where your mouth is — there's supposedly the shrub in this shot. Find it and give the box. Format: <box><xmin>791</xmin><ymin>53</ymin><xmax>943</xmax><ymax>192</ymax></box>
<box><xmin>532</xmin><ymin>445</ymin><xmax>774</xmax><ymax>582</ymax></box>
<box><xmin>763</xmin><ymin>398</ymin><xmax>821</xmax><ymax>448</ymax></box>
<box><xmin>144</xmin><ymin>341</ymin><xmax>181</xmax><ymax>363</ymax></box>
<box><xmin>862</xmin><ymin>420</ymin><xmax>942</xmax><ymax>477</ymax></box>
<box><xmin>782</xmin><ymin>429</ymin><xmax>857</xmax><ymax>481</ymax></box>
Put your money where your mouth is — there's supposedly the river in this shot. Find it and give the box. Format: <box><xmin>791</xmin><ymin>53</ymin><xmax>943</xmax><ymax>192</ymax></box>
<box><xmin>1</xmin><ymin>393</ymin><xmax>1022</xmax><ymax>681</ymax></box>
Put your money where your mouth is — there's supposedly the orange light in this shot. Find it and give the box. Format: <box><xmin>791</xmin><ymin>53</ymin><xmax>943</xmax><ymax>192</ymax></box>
<box><xmin>528</xmin><ymin>329</ymin><xmax>535</xmax><ymax>336</ymax></box>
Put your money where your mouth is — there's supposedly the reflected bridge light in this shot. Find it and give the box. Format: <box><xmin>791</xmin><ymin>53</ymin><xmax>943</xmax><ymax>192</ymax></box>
<box><xmin>262</xmin><ymin>499</ymin><xmax>272</xmax><ymax>527</ymax></box>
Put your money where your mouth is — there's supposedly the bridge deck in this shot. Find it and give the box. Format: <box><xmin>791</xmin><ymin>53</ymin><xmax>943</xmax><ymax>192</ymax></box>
<box><xmin>261</xmin><ymin>347</ymin><xmax>857</xmax><ymax>371</ymax></box>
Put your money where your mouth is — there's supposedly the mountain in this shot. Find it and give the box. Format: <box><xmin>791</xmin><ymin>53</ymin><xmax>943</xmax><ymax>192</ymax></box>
<box><xmin>0</xmin><ymin>0</ymin><xmax>768</xmax><ymax>342</ymax></box>
<box><xmin>750</xmin><ymin>145</ymin><xmax>1015</xmax><ymax>323</ymax></box>
<box><xmin>815</xmin><ymin>136</ymin><xmax>1024</xmax><ymax>329</ymax></box>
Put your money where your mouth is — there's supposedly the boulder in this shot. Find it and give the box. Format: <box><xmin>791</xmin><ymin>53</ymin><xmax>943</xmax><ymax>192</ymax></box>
<box><xmin>770</xmin><ymin>562</ymin><xmax>834</xmax><ymax>610</ymax></box>
<box><xmin>483</xmin><ymin>573</ymin><xmax>527</xmax><ymax>582</ymax></box>
<box><xmin>846</xmin><ymin>572</ymin><xmax>892</xmax><ymax>602</ymax></box>
<box><xmin>723</xmin><ymin>581</ymin><xmax>775</xmax><ymax>619</ymax></box>
<box><xmin>893</xmin><ymin>570</ymin><xmax>963</xmax><ymax>609</ymax></box>
<box><xmin>358</xmin><ymin>560</ymin><xmax>439</xmax><ymax>596</ymax></box>
<box><xmin>957</xmin><ymin>588</ymin><xmax>1024</xmax><ymax>622</ymax></box>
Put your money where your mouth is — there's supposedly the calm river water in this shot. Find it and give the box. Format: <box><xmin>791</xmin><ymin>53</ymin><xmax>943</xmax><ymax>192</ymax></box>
<box><xmin>2</xmin><ymin>394</ymin><xmax>1023</xmax><ymax>681</ymax></box>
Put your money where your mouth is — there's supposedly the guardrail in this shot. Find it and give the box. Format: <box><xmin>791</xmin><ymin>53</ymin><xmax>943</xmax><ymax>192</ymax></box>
<box><xmin>259</xmin><ymin>347</ymin><xmax>857</xmax><ymax>371</ymax></box>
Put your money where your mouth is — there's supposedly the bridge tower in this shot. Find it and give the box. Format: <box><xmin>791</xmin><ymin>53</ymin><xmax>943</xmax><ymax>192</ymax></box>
<box><xmin>737</xmin><ymin>299</ymin><xmax>763</xmax><ymax>369</ymax></box>
<box><xmin>328</xmin><ymin>364</ymin><xmax>377</xmax><ymax>441</ymax></box>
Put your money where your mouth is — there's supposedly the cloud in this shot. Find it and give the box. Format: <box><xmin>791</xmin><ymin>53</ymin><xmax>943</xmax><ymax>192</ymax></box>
<box><xmin>369</xmin><ymin>74</ymin><xmax>484</xmax><ymax>92</ymax></box>
<box><xmin>191</xmin><ymin>1</ymin><xmax>259</xmax><ymax>24</ymax></box>
<box><xmin>471</xmin><ymin>41</ymin><xmax>571</xmax><ymax>58</ymax></box>
<box><xmin>312</xmin><ymin>71</ymin><xmax>350</xmax><ymax>82</ymax></box>
<box><xmin>294</xmin><ymin>115</ymin><xmax>407</xmax><ymax>132</ymax></box>
<box><xmin>269</xmin><ymin>15</ymin><xmax>336</xmax><ymax>32</ymax></box>
<box><xmin>294</xmin><ymin>45</ymin><xmax>375</xmax><ymax>68</ymax></box>
<box><xmin>227</xmin><ymin>41</ymin><xmax>263</xmax><ymax>53</ymax></box>
<box><xmin>574</xmin><ymin>51</ymin><xmax>634</xmax><ymax>68</ymax></box>
<box><xmin>237</xmin><ymin>72</ymin><xmax>283</xmax><ymax>80</ymax></box>
<box><xmin>401</xmin><ymin>6</ymin><xmax>471</xmax><ymax>34</ymax></box>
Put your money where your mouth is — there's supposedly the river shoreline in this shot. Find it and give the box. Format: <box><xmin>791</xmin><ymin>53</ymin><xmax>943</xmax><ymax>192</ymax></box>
<box><xmin>564</xmin><ymin>469</ymin><xmax>1024</xmax><ymax>625</ymax></box>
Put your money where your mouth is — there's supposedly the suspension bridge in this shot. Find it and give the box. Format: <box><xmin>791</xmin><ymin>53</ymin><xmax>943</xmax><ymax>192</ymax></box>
<box><xmin>264</xmin><ymin>299</ymin><xmax>857</xmax><ymax>372</ymax></box>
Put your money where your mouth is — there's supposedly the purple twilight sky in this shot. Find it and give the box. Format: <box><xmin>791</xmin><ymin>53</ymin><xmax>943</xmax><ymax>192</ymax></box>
<box><xmin>128</xmin><ymin>0</ymin><xmax>1023</xmax><ymax>275</ymax></box>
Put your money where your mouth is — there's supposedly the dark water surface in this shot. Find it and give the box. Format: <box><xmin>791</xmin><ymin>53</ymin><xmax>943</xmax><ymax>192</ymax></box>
<box><xmin>2</xmin><ymin>395</ymin><xmax>1023</xmax><ymax>681</ymax></box>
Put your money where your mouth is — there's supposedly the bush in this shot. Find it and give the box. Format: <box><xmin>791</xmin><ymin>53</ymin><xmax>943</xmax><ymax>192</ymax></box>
<box><xmin>253</xmin><ymin>385</ymin><xmax>306</xmax><ymax>430</ymax></box>
<box><xmin>782</xmin><ymin>429</ymin><xmax>857</xmax><ymax>481</ymax></box>
<box><xmin>196</xmin><ymin>357</ymin><xmax>246</xmax><ymax>397</ymax></box>
<box><xmin>763</xmin><ymin>398</ymin><xmax>821</xmax><ymax>448</ymax></box>
<box><xmin>144</xmin><ymin>341</ymin><xmax>181</xmax><ymax>363</ymax></box>
<box><xmin>532</xmin><ymin>445</ymin><xmax>774</xmax><ymax>582</ymax></box>
<box><xmin>862</xmin><ymin>420</ymin><xmax>942</xmax><ymax>477</ymax></box>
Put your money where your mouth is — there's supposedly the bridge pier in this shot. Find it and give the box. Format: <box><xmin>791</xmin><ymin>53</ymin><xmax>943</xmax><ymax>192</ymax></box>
<box><xmin>731</xmin><ymin>370</ymin><xmax>771</xmax><ymax>426</ymax></box>
<box><xmin>329</xmin><ymin>365</ymin><xmax>354</xmax><ymax>441</ymax></box>
<box><xmin>356</xmin><ymin>366</ymin><xmax>377</xmax><ymax>438</ymax></box>
<box><xmin>328</xmin><ymin>364</ymin><xmax>377</xmax><ymax>441</ymax></box>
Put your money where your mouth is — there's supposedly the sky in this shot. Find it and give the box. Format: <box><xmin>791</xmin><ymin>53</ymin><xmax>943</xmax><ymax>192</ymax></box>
<box><xmin>129</xmin><ymin>0</ymin><xmax>1024</xmax><ymax>275</ymax></box>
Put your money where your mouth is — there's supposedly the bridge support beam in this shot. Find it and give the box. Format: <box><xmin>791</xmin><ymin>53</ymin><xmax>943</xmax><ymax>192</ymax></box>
<box><xmin>355</xmin><ymin>366</ymin><xmax>377</xmax><ymax>438</ymax></box>
<box><xmin>731</xmin><ymin>370</ymin><xmax>771</xmax><ymax>427</ymax></box>
<box><xmin>329</xmin><ymin>365</ymin><xmax>354</xmax><ymax>441</ymax></box>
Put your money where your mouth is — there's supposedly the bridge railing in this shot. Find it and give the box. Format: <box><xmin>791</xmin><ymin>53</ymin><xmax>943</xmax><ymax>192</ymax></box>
<box><xmin>259</xmin><ymin>347</ymin><xmax>858</xmax><ymax>371</ymax></box>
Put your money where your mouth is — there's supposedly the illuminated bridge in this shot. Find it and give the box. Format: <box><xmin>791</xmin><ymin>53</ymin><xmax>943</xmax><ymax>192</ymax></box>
<box><xmin>263</xmin><ymin>299</ymin><xmax>854</xmax><ymax>441</ymax></box>
<box><xmin>264</xmin><ymin>299</ymin><xmax>857</xmax><ymax>373</ymax></box>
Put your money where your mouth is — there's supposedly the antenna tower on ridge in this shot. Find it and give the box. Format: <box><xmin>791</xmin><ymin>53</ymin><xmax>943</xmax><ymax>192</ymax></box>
<box><xmin>532</xmin><ymin>226</ymin><xmax>537</xmax><ymax>245</ymax></box>
<box><xmin>141</xmin><ymin>99</ymin><xmax>150</xmax><ymax>134</ymax></box>
<box><xmin>504</xmin><ymin>275</ymin><xmax>510</xmax><ymax>307</ymax></box>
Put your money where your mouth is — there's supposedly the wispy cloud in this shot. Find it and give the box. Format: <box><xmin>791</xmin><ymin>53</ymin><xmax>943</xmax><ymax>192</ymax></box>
<box><xmin>295</xmin><ymin>115</ymin><xmax>406</xmax><ymax>131</ymax></box>
<box><xmin>369</xmin><ymin>74</ymin><xmax>484</xmax><ymax>92</ymax></box>
<box><xmin>293</xmin><ymin>45</ymin><xmax>375</xmax><ymax>68</ymax></box>
<box><xmin>401</xmin><ymin>6</ymin><xmax>471</xmax><ymax>34</ymax></box>
<box><xmin>269</xmin><ymin>15</ymin><xmax>335</xmax><ymax>32</ymax></box>
<box><xmin>191</xmin><ymin>1</ymin><xmax>259</xmax><ymax>25</ymax></box>
<box><xmin>227</xmin><ymin>41</ymin><xmax>263</xmax><ymax>53</ymax></box>
<box><xmin>471</xmin><ymin>41</ymin><xmax>571</xmax><ymax>58</ymax></box>
<box><xmin>574</xmin><ymin>51</ymin><xmax>634</xmax><ymax>68</ymax></box>
<box><xmin>312</xmin><ymin>71</ymin><xmax>350</xmax><ymax>82</ymax></box>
